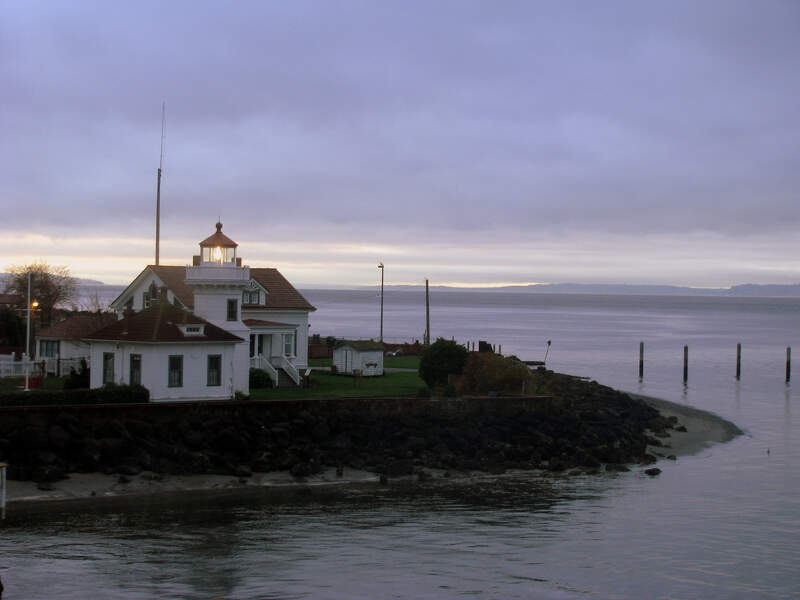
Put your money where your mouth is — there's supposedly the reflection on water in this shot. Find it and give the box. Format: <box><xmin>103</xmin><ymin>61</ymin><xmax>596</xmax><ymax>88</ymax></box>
<box><xmin>2</xmin><ymin>292</ymin><xmax>799</xmax><ymax>599</ymax></box>
<box><xmin>3</xmin><ymin>475</ymin><xmax>602</xmax><ymax>599</ymax></box>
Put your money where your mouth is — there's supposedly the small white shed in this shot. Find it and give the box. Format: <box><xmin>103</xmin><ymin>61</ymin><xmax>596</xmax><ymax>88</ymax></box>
<box><xmin>333</xmin><ymin>340</ymin><xmax>384</xmax><ymax>376</ymax></box>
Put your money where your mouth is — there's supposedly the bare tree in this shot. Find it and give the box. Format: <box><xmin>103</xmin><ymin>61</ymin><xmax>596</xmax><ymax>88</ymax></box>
<box><xmin>4</xmin><ymin>261</ymin><xmax>77</xmax><ymax>326</ymax></box>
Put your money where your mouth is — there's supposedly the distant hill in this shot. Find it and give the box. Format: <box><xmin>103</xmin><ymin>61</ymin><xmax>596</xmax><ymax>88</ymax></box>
<box><xmin>0</xmin><ymin>273</ymin><xmax>105</xmax><ymax>287</ymax></box>
<box><xmin>371</xmin><ymin>282</ymin><xmax>800</xmax><ymax>297</ymax></box>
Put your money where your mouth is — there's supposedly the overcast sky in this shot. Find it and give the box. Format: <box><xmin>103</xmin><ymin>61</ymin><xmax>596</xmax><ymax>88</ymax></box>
<box><xmin>2</xmin><ymin>1</ymin><xmax>798</xmax><ymax>287</ymax></box>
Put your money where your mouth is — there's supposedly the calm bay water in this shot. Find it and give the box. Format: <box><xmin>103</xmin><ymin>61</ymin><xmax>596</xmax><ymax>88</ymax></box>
<box><xmin>2</xmin><ymin>290</ymin><xmax>799</xmax><ymax>598</ymax></box>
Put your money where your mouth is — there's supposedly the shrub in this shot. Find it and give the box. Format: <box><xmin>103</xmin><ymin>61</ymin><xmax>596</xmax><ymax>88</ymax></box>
<box><xmin>64</xmin><ymin>358</ymin><xmax>90</xmax><ymax>389</ymax></box>
<box><xmin>249</xmin><ymin>368</ymin><xmax>273</xmax><ymax>389</ymax></box>
<box><xmin>0</xmin><ymin>383</ymin><xmax>149</xmax><ymax>407</ymax></box>
<box><xmin>418</xmin><ymin>338</ymin><xmax>468</xmax><ymax>388</ymax></box>
<box><xmin>455</xmin><ymin>352</ymin><xmax>531</xmax><ymax>396</ymax></box>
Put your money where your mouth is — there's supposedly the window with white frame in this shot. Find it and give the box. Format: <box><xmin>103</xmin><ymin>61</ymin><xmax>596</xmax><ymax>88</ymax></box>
<box><xmin>102</xmin><ymin>352</ymin><xmax>115</xmax><ymax>384</ymax></box>
<box><xmin>168</xmin><ymin>355</ymin><xmax>183</xmax><ymax>387</ymax></box>
<box><xmin>130</xmin><ymin>354</ymin><xmax>141</xmax><ymax>386</ymax></box>
<box><xmin>40</xmin><ymin>340</ymin><xmax>59</xmax><ymax>358</ymax></box>
<box><xmin>227</xmin><ymin>299</ymin><xmax>238</xmax><ymax>321</ymax></box>
<box><xmin>207</xmin><ymin>354</ymin><xmax>222</xmax><ymax>386</ymax></box>
<box><xmin>242</xmin><ymin>290</ymin><xmax>260</xmax><ymax>305</ymax></box>
<box><xmin>283</xmin><ymin>332</ymin><xmax>295</xmax><ymax>356</ymax></box>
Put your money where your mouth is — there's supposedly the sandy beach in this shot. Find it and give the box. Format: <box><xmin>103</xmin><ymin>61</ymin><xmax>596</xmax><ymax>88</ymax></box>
<box><xmin>636</xmin><ymin>394</ymin><xmax>744</xmax><ymax>457</ymax></box>
<box><xmin>4</xmin><ymin>396</ymin><xmax>743</xmax><ymax>508</ymax></box>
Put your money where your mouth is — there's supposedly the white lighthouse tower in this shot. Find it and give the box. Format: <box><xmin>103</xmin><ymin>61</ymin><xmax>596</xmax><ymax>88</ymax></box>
<box><xmin>185</xmin><ymin>222</ymin><xmax>251</xmax><ymax>395</ymax></box>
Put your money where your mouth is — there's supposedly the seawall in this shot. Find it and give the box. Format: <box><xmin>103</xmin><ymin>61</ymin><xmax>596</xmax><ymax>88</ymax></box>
<box><xmin>0</xmin><ymin>376</ymin><xmax>671</xmax><ymax>484</ymax></box>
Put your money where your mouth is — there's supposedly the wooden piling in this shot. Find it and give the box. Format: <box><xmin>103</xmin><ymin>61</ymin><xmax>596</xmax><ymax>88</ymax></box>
<box><xmin>1</xmin><ymin>461</ymin><xmax>7</xmax><ymax>520</ymax></box>
<box><xmin>683</xmin><ymin>345</ymin><xmax>688</xmax><ymax>384</ymax></box>
<box><xmin>787</xmin><ymin>347</ymin><xmax>792</xmax><ymax>383</ymax></box>
<box><xmin>736</xmin><ymin>343</ymin><xmax>741</xmax><ymax>380</ymax></box>
<box><xmin>638</xmin><ymin>342</ymin><xmax>644</xmax><ymax>379</ymax></box>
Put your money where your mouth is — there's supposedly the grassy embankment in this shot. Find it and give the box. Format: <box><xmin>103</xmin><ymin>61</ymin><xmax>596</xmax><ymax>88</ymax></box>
<box><xmin>0</xmin><ymin>357</ymin><xmax>426</xmax><ymax>402</ymax></box>
<box><xmin>249</xmin><ymin>370</ymin><xmax>425</xmax><ymax>401</ymax></box>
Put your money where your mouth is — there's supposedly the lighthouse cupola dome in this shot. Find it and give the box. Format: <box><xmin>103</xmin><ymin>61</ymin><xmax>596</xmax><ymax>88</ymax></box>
<box><xmin>198</xmin><ymin>221</ymin><xmax>239</xmax><ymax>265</ymax></box>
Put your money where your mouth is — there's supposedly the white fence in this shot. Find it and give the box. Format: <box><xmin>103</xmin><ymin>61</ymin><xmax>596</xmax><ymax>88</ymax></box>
<box><xmin>0</xmin><ymin>356</ymin><xmax>41</xmax><ymax>378</ymax></box>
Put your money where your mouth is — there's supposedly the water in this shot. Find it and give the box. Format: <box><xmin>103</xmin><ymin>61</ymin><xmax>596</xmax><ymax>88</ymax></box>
<box><xmin>2</xmin><ymin>290</ymin><xmax>799</xmax><ymax>598</ymax></box>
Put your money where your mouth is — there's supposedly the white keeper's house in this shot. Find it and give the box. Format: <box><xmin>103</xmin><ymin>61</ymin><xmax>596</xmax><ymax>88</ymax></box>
<box><xmin>86</xmin><ymin>222</ymin><xmax>315</xmax><ymax>401</ymax></box>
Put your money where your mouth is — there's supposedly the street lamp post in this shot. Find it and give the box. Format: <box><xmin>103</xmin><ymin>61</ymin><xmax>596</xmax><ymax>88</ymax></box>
<box><xmin>378</xmin><ymin>262</ymin><xmax>384</xmax><ymax>342</ymax></box>
<box><xmin>23</xmin><ymin>272</ymin><xmax>39</xmax><ymax>392</ymax></box>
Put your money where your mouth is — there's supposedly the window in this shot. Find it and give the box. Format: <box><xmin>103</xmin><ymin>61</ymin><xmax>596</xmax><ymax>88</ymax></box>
<box><xmin>227</xmin><ymin>299</ymin><xmax>238</xmax><ymax>321</ymax></box>
<box><xmin>144</xmin><ymin>282</ymin><xmax>160</xmax><ymax>309</ymax></box>
<box><xmin>40</xmin><ymin>340</ymin><xmax>59</xmax><ymax>358</ymax></box>
<box><xmin>186</xmin><ymin>326</ymin><xmax>200</xmax><ymax>333</ymax></box>
<box><xmin>207</xmin><ymin>355</ymin><xmax>222</xmax><ymax>386</ymax></box>
<box><xmin>249</xmin><ymin>335</ymin><xmax>255</xmax><ymax>357</ymax></box>
<box><xmin>168</xmin><ymin>355</ymin><xmax>183</xmax><ymax>387</ymax></box>
<box><xmin>102</xmin><ymin>352</ymin><xmax>115</xmax><ymax>384</ymax></box>
<box><xmin>130</xmin><ymin>354</ymin><xmax>141</xmax><ymax>386</ymax></box>
<box><xmin>242</xmin><ymin>290</ymin><xmax>259</xmax><ymax>305</ymax></box>
<box><xmin>283</xmin><ymin>332</ymin><xmax>295</xmax><ymax>356</ymax></box>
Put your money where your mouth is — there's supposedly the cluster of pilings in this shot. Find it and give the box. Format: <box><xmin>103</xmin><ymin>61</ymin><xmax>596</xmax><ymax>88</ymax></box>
<box><xmin>638</xmin><ymin>342</ymin><xmax>792</xmax><ymax>384</ymax></box>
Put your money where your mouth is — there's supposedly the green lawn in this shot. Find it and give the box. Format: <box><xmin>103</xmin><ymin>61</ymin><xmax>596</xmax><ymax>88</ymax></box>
<box><xmin>0</xmin><ymin>376</ymin><xmax>66</xmax><ymax>392</ymax></box>
<box><xmin>308</xmin><ymin>357</ymin><xmax>332</xmax><ymax>367</ymax></box>
<box><xmin>384</xmin><ymin>355</ymin><xmax>421</xmax><ymax>369</ymax></box>
<box><xmin>308</xmin><ymin>355</ymin><xmax>420</xmax><ymax>369</ymax></box>
<box><xmin>249</xmin><ymin>370</ymin><xmax>426</xmax><ymax>401</ymax></box>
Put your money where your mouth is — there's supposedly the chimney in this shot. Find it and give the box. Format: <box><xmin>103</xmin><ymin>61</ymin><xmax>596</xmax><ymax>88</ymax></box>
<box><xmin>122</xmin><ymin>309</ymin><xmax>134</xmax><ymax>335</ymax></box>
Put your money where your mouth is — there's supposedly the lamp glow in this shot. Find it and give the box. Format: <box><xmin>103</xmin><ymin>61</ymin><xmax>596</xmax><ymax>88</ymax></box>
<box><xmin>214</xmin><ymin>246</ymin><xmax>222</xmax><ymax>261</ymax></box>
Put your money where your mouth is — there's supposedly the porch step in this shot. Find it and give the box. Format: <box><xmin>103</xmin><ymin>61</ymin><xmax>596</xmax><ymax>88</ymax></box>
<box><xmin>276</xmin><ymin>368</ymin><xmax>298</xmax><ymax>387</ymax></box>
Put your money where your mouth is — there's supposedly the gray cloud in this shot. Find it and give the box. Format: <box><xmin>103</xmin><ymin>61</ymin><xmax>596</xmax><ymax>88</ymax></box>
<box><xmin>1</xmin><ymin>0</ymin><xmax>798</xmax><ymax>284</ymax></box>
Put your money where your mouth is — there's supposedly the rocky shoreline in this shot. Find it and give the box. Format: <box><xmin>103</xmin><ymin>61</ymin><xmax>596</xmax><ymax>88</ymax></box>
<box><xmin>0</xmin><ymin>371</ymin><xmax>742</xmax><ymax>506</ymax></box>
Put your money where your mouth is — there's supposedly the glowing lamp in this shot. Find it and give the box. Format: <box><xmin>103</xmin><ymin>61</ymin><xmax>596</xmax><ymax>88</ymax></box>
<box><xmin>31</xmin><ymin>301</ymin><xmax>39</xmax><ymax>309</ymax></box>
<box><xmin>214</xmin><ymin>246</ymin><xmax>222</xmax><ymax>262</ymax></box>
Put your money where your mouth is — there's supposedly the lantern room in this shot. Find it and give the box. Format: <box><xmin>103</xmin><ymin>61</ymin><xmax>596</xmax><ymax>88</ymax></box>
<box><xmin>194</xmin><ymin>222</ymin><xmax>242</xmax><ymax>266</ymax></box>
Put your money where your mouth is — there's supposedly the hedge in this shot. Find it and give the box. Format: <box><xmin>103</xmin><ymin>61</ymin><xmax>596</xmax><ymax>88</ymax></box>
<box><xmin>0</xmin><ymin>383</ymin><xmax>150</xmax><ymax>407</ymax></box>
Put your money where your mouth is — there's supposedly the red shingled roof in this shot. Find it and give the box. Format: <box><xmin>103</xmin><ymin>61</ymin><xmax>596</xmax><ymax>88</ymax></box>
<box><xmin>148</xmin><ymin>265</ymin><xmax>195</xmax><ymax>308</ymax></box>
<box><xmin>111</xmin><ymin>264</ymin><xmax>314</xmax><ymax>313</ymax></box>
<box><xmin>249</xmin><ymin>268</ymin><xmax>316</xmax><ymax>311</ymax></box>
<box><xmin>85</xmin><ymin>303</ymin><xmax>243</xmax><ymax>343</ymax></box>
<box><xmin>38</xmin><ymin>313</ymin><xmax>118</xmax><ymax>340</ymax></box>
<box><xmin>0</xmin><ymin>293</ymin><xmax>23</xmax><ymax>305</ymax></box>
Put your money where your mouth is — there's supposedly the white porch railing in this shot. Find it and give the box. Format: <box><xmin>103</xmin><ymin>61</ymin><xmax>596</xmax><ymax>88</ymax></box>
<box><xmin>250</xmin><ymin>355</ymin><xmax>279</xmax><ymax>387</ymax></box>
<box><xmin>278</xmin><ymin>356</ymin><xmax>300</xmax><ymax>386</ymax></box>
<box><xmin>0</xmin><ymin>358</ymin><xmax>40</xmax><ymax>378</ymax></box>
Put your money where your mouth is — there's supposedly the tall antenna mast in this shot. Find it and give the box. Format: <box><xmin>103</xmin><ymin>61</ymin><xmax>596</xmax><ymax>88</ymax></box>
<box><xmin>155</xmin><ymin>101</ymin><xmax>166</xmax><ymax>266</ymax></box>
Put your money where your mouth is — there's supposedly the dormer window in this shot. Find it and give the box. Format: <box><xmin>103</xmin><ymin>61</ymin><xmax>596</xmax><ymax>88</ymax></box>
<box><xmin>178</xmin><ymin>324</ymin><xmax>205</xmax><ymax>336</ymax></box>
<box><xmin>243</xmin><ymin>290</ymin><xmax>260</xmax><ymax>305</ymax></box>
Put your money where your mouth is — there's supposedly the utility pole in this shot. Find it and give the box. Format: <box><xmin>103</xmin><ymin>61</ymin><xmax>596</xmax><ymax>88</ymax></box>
<box><xmin>424</xmin><ymin>278</ymin><xmax>430</xmax><ymax>347</ymax></box>
<box><xmin>155</xmin><ymin>102</ymin><xmax>166</xmax><ymax>265</ymax></box>
<box><xmin>378</xmin><ymin>263</ymin><xmax>384</xmax><ymax>342</ymax></box>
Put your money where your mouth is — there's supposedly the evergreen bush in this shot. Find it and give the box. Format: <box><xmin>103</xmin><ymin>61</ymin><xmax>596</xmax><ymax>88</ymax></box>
<box><xmin>418</xmin><ymin>338</ymin><xmax>468</xmax><ymax>388</ymax></box>
<box><xmin>249</xmin><ymin>368</ymin><xmax>273</xmax><ymax>389</ymax></box>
